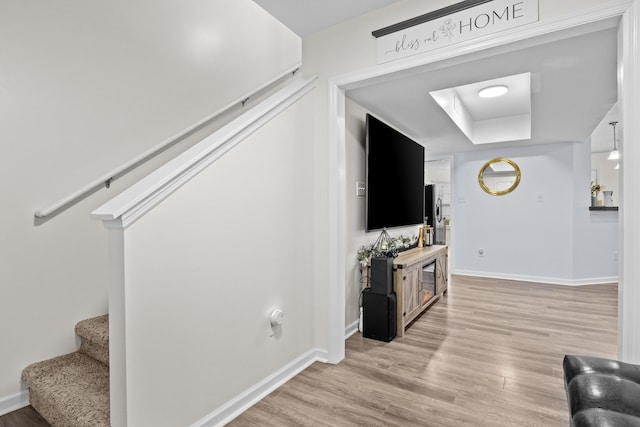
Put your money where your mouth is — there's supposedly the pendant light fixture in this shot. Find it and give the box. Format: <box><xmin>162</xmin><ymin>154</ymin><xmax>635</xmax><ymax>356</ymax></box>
<box><xmin>608</xmin><ymin>121</ymin><xmax>620</xmax><ymax>160</ymax></box>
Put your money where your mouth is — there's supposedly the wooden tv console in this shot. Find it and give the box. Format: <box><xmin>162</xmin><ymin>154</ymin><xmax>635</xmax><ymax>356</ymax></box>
<box><xmin>393</xmin><ymin>245</ymin><xmax>448</xmax><ymax>337</ymax></box>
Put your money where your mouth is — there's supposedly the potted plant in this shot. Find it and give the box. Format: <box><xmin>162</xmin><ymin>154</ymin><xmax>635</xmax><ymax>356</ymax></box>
<box><xmin>591</xmin><ymin>182</ymin><xmax>602</xmax><ymax>206</ymax></box>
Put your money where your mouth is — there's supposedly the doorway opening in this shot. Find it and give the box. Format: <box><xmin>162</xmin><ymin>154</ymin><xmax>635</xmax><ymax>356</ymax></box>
<box><xmin>328</xmin><ymin>2</ymin><xmax>640</xmax><ymax>364</ymax></box>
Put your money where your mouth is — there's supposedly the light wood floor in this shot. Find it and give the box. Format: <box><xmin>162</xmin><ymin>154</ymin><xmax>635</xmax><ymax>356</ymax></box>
<box><xmin>229</xmin><ymin>275</ymin><xmax>618</xmax><ymax>426</ymax></box>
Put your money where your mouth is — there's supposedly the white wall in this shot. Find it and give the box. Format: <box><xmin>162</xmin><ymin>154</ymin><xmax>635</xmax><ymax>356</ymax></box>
<box><xmin>453</xmin><ymin>141</ymin><xmax>617</xmax><ymax>283</ymax></box>
<box><xmin>119</xmin><ymin>93</ymin><xmax>315</xmax><ymax>426</ymax></box>
<box><xmin>454</xmin><ymin>144</ymin><xmax>572</xmax><ymax>280</ymax></box>
<box><xmin>345</xmin><ymin>99</ymin><xmax>369</xmax><ymax>329</ymax></box>
<box><xmin>0</xmin><ymin>0</ymin><xmax>300</xmax><ymax>407</ymax></box>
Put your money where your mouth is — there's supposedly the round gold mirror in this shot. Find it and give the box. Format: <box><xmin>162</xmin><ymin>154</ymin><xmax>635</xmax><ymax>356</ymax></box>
<box><xmin>478</xmin><ymin>158</ymin><xmax>521</xmax><ymax>196</ymax></box>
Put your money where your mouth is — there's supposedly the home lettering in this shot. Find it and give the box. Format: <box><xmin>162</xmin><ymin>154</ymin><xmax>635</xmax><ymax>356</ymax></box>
<box><xmin>459</xmin><ymin>1</ymin><xmax>525</xmax><ymax>34</ymax></box>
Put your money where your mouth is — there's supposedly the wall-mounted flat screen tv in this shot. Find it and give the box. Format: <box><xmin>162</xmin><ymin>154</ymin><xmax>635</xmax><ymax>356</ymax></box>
<box><xmin>366</xmin><ymin>114</ymin><xmax>425</xmax><ymax>232</ymax></box>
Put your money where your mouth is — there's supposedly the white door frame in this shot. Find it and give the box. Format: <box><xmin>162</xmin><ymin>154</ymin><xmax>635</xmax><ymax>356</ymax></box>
<box><xmin>327</xmin><ymin>0</ymin><xmax>640</xmax><ymax>363</ymax></box>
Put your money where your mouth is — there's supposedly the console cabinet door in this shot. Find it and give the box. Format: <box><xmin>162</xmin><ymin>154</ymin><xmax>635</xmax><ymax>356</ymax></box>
<box><xmin>402</xmin><ymin>263</ymin><xmax>421</xmax><ymax>322</ymax></box>
<box><xmin>436</xmin><ymin>252</ymin><xmax>448</xmax><ymax>295</ymax></box>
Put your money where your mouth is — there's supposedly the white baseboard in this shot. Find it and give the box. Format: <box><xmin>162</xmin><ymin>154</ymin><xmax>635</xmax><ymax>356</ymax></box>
<box><xmin>0</xmin><ymin>390</ymin><xmax>29</xmax><ymax>416</ymax></box>
<box><xmin>567</xmin><ymin>276</ymin><xmax>619</xmax><ymax>286</ymax></box>
<box><xmin>344</xmin><ymin>320</ymin><xmax>359</xmax><ymax>339</ymax></box>
<box><xmin>190</xmin><ymin>348</ymin><xmax>328</xmax><ymax>427</ymax></box>
<box><xmin>454</xmin><ymin>270</ymin><xmax>618</xmax><ymax>286</ymax></box>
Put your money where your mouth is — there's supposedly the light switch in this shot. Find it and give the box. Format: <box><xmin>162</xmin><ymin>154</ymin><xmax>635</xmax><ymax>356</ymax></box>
<box><xmin>356</xmin><ymin>182</ymin><xmax>366</xmax><ymax>197</ymax></box>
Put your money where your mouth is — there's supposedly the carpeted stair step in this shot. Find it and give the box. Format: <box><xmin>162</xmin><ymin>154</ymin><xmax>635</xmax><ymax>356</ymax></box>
<box><xmin>21</xmin><ymin>351</ymin><xmax>109</xmax><ymax>427</ymax></box>
<box><xmin>75</xmin><ymin>314</ymin><xmax>109</xmax><ymax>366</ymax></box>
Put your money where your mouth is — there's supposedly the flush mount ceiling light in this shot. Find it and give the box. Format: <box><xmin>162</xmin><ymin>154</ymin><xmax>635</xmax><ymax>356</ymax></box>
<box><xmin>608</xmin><ymin>121</ymin><xmax>620</xmax><ymax>160</ymax></box>
<box><xmin>478</xmin><ymin>85</ymin><xmax>509</xmax><ymax>98</ymax></box>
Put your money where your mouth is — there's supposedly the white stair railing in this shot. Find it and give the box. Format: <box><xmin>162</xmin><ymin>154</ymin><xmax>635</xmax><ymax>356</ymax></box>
<box><xmin>34</xmin><ymin>65</ymin><xmax>301</xmax><ymax>219</ymax></box>
<box><xmin>91</xmin><ymin>74</ymin><xmax>317</xmax><ymax>229</ymax></box>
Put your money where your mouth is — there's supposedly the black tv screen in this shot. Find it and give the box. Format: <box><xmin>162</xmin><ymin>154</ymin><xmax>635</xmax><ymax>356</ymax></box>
<box><xmin>366</xmin><ymin>114</ymin><xmax>425</xmax><ymax>231</ymax></box>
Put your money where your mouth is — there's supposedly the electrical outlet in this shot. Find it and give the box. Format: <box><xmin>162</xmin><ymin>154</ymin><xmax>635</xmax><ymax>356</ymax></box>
<box><xmin>613</xmin><ymin>251</ymin><xmax>619</xmax><ymax>261</ymax></box>
<box><xmin>356</xmin><ymin>182</ymin><xmax>366</xmax><ymax>197</ymax></box>
<box><xmin>478</xmin><ymin>248</ymin><xmax>485</xmax><ymax>257</ymax></box>
<box><xmin>458</xmin><ymin>195</ymin><xmax>466</xmax><ymax>204</ymax></box>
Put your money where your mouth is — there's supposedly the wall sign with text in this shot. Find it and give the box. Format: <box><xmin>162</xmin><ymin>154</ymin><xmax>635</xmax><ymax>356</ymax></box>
<box><xmin>376</xmin><ymin>0</ymin><xmax>539</xmax><ymax>64</ymax></box>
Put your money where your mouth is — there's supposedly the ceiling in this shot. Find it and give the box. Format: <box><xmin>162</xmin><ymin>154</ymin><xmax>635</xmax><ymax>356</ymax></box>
<box><xmin>253</xmin><ymin>1</ymin><xmax>619</xmax><ymax>154</ymax></box>
<box><xmin>252</xmin><ymin>0</ymin><xmax>402</xmax><ymax>37</ymax></box>
<box><xmin>347</xmin><ymin>20</ymin><xmax>619</xmax><ymax>154</ymax></box>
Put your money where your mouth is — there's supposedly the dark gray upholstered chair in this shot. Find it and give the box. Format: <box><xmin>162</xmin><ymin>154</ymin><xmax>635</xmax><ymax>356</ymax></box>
<box><xmin>563</xmin><ymin>355</ymin><xmax>640</xmax><ymax>426</ymax></box>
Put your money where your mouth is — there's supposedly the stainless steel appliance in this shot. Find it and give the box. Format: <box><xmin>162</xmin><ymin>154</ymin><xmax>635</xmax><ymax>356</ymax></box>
<box><xmin>425</xmin><ymin>184</ymin><xmax>444</xmax><ymax>244</ymax></box>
